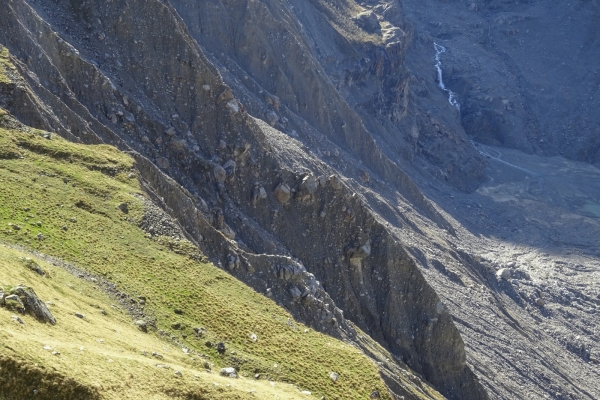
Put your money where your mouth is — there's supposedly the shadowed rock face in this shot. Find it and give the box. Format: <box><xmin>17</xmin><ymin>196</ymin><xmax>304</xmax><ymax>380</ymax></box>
<box><xmin>399</xmin><ymin>0</ymin><xmax>600</xmax><ymax>164</ymax></box>
<box><xmin>169</xmin><ymin>0</ymin><xmax>487</xmax><ymax>192</ymax></box>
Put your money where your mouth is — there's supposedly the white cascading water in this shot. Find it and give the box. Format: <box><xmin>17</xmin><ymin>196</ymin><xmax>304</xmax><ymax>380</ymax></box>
<box><xmin>434</xmin><ymin>43</ymin><xmax>460</xmax><ymax>110</ymax></box>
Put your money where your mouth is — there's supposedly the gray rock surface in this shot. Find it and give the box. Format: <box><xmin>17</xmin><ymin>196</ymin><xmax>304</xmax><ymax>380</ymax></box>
<box><xmin>4</xmin><ymin>285</ymin><xmax>56</xmax><ymax>325</ymax></box>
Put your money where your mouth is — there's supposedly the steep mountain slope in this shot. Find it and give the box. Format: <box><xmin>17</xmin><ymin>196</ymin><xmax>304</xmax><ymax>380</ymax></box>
<box><xmin>1</xmin><ymin>0</ymin><xmax>599</xmax><ymax>400</ymax></box>
<box><xmin>0</xmin><ymin>117</ymin><xmax>447</xmax><ymax>399</ymax></box>
<box><xmin>0</xmin><ymin>1</ymin><xmax>488</xmax><ymax>399</ymax></box>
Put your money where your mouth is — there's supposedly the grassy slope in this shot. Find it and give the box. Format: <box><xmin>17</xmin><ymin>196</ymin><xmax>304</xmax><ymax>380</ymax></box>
<box><xmin>0</xmin><ymin>124</ymin><xmax>395</xmax><ymax>399</ymax></box>
<box><xmin>0</xmin><ymin>245</ymin><xmax>309</xmax><ymax>400</ymax></box>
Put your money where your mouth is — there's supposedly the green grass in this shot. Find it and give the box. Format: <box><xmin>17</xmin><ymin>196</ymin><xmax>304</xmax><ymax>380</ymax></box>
<box><xmin>0</xmin><ymin>46</ymin><xmax>14</xmax><ymax>85</ymax></box>
<box><xmin>0</xmin><ymin>125</ymin><xmax>394</xmax><ymax>399</ymax></box>
<box><xmin>0</xmin><ymin>245</ymin><xmax>315</xmax><ymax>400</ymax></box>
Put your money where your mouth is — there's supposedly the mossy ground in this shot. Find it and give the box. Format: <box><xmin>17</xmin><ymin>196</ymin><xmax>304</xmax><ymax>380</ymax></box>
<box><xmin>0</xmin><ymin>125</ymin><xmax>393</xmax><ymax>399</ymax></box>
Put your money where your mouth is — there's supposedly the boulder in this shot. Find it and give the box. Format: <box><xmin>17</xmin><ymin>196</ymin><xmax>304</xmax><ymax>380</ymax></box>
<box><xmin>10</xmin><ymin>285</ymin><xmax>56</xmax><ymax>325</ymax></box>
<box><xmin>220</xmin><ymin>367</ymin><xmax>238</xmax><ymax>378</ymax></box>
<box><xmin>214</xmin><ymin>166</ymin><xmax>227</xmax><ymax>184</ymax></box>
<box><xmin>223</xmin><ymin>160</ymin><xmax>236</xmax><ymax>177</ymax></box>
<box><xmin>274</xmin><ymin>183</ymin><xmax>291</xmax><ymax>203</ymax></box>
<box><xmin>170</xmin><ymin>138</ymin><xmax>187</xmax><ymax>152</ymax></box>
<box><xmin>301</xmin><ymin>175</ymin><xmax>319</xmax><ymax>195</ymax></box>
<box><xmin>117</xmin><ymin>202</ymin><xmax>129</xmax><ymax>214</ymax></box>
<box><xmin>156</xmin><ymin>157</ymin><xmax>170</xmax><ymax>169</ymax></box>
<box><xmin>329</xmin><ymin>175</ymin><xmax>342</xmax><ymax>190</ymax></box>
<box><xmin>496</xmin><ymin>268</ymin><xmax>511</xmax><ymax>281</ymax></box>
<box><xmin>329</xmin><ymin>371</ymin><xmax>339</xmax><ymax>382</ymax></box>
<box><xmin>4</xmin><ymin>294</ymin><xmax>25</xmax><ymax>312</ymax></box>
<box><xmin>353</xmin><ymin>11</ymin><xmax>380</xmax><ymax>33</ymax></box>
<box><xmin>252</xmin><ymin>186</ymin><xmax>267</xmax><ymax>205</ymax></box>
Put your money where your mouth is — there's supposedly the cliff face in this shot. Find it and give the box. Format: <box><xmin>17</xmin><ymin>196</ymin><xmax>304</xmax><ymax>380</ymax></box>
<box><xmin>399</xmin><ymin>0</ymin><xmax>600</xmax><ymax>163</ymax></box>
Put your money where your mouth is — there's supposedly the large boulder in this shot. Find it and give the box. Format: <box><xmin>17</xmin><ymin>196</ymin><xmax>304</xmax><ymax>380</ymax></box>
<box><xmin>274</xmin><ymin>183</ymin><xmax>291</xmax><ymax>203</ymax></box>
<box><xmin>9</xmin><ymin>285</ymin><xmax>56</xmax><ymax>325</ymax></box>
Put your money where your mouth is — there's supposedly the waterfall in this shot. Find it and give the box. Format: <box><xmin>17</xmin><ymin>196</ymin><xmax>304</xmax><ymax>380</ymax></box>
<box><xmin>434</xmin><ymin>43</ymin><xmax>460</xmax><ymax>110</ymax></box>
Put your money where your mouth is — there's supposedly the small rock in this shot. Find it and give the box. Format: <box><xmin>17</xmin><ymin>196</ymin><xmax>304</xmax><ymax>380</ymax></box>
<box><xmin>151</xmin><ymin>351</ymin><xmax>163</xmax><ymax>359</ymax></box>
<box><xmin>216</xmin><ymin>342</ymin><xmax>226</xmax><ymax>354</ymax></box>
<box><xmin>24</xmin><ymin>259</ymin><xmax>45</xmax><ymax>276</ymax></box>
<box><xmin>220</xmin><ymin>367</ymin><xmax>238</xmax><ymax>378</ymax></box>
<box><xmin>171</xmin><ymin>139</ymin><xmax>187</xmax><ymax>152</ymax></box>
<box><xmin>289</xmin><ymin>286</ymin><xmax>302</xmax><ymax>299</ymax></box>
<box><xmin>134</xmin><ymin>320</ymin><xmax>148</xmax><ymax>333</ymax></box>
<box><xmin>497</xmin><ymin>268</ymin><xmax>511</xmax><ymax>281</ymax></box>
<box><xmin>36</xmin><ymin>233</ymin><xmax>44</xmax><ymax>240</ymax></box>
<box><xmin>265</xmin><ymin>111</ymin><xmax>279</xmax><ymax>126</ymax></box>
<box><xmin>436</xmin><ymin>301</ymin><xmax>445</xmax><ymax>314</ymax></box>
<box><xmin>218</xmin><ymin>88</ymin><xmax>234</xmax><ymax>102</ymax></box>
<box><xmin>227</xmin><ymin>101</ymin><xmax>239</xmax><ymax>113</ymax></box>
<box><xmin>164</xmin><ymin>127</ymin><xmax>176</xmax><ymax>136</ymax></box>
<box><xmin>157</xmin><ymin>157</ymin><xmax>170</xmax><ymax>169</ymax></box>
<box><xmin>301</xmin><ymin>175</ymin><xmax>319</xmax><ymax>195</ymax></box>
<box><xmin>223</xmin><ymin>160</ymin><xmax>236</xmax><ymax>176</ymax></box>
<box><xmin>11</xmin><ymin>315</ymin><xmax>24</xmax><ymax>324</ymax></box>
<box><xmin>74</xmin><ymin>312</ymin><xmax>85</xmax><ymax>319</ymax></box>
<box><xmin>253</xmin><ymin>186</ymin><xmax>268</xmax><ymax>205</ymax></box>
<box><xmin>370</xmin><ymin>390</ymin><xmax>381</xmax><ymax>399</ymax></box>
<box><xmin>70</xmin><ymin>217</ymin><xmax>77</xmax><ymax>223</ymax></box>
<box><xmin>249</xmin><ymin>333</ymin><xmax>258</xmax><ymax>342</ymax></box>
<box><xmin>202</xmin><ymin>85</ymin><xmax>211</xmax><ymax>91</ymax></box>
<box><xmin>174</xmin><ymin>308</ymin><xmax>183</xmax><ymax>315</ymax></box>
<box><xmin>214</xmin><ymin>166</ymin><xmax>227</xmax><ymax>184</ymax></box>
<box><xmin>536</xmin><ymin>298</ymin><xmax>546</xmax><ymax>307</ymax></box>
<box><xmin>171</xmin><ymin>322</ymin><xmax>181</xmax><ymax>330</ymax></box>
<box><xmin>193</xmin><ymin>327</ymin><xmax>205</xmax><ymax>336</ymax></box>
<box><xmin>329</xmin><ymin>175</ymin><xmax>342</xmax><ymax>190</ymax></box>
<box><xmin>274</xmin><ymin>183</ymin><xmax>291</xmax><ymax>203</ymax></box>
<box><xmin>117</xmin><ymin>203</ymin><xmax>129</xmax><ymax>213</ymax></box>
<box><xmin>174</xmin><ymin>370</ymin><xmax>182</xmax><ymax>376</ymax></box>
<box><xmin>329</xmin><ymin>372</ymin><xmax>339</xmax><ymax>382</ymax></box>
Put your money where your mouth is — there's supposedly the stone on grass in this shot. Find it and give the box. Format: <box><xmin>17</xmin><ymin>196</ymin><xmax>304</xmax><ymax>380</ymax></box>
<box><xmin>220</xmin><ymin>367</ymin><xmax>238</xmax><ymax>378</ymax></box>
<box><xmin>329</xmin><ymin>372</ymin><xmax>339</xmax><ymax>382</ymax></box>
<box><xmin>216</xmin><ymin>342</ymin><xmax>226</xmax><ymax>354</ymax></box>
<box><xmin>135</xmin><ymin>320</ymin><xmax>148</xmax><ymax>333</ymax></box>
<box><xmin>117</xmin><ymin>202</ymin><xmax>129</xmax><ymax>213</ymax></box>
<box><xmin>9</xmin><ymin>286</ymin><xmax>56</xmax><ymax>325</ymax></box>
